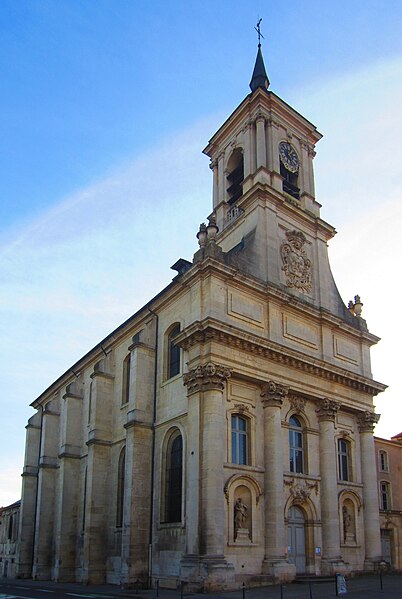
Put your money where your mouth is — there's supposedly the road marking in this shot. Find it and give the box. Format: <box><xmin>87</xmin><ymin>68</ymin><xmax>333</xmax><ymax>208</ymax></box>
<box><xmin>37</xmin><ymin>591</ymin><xmax>55</xmax><ymax>594</ymax></box>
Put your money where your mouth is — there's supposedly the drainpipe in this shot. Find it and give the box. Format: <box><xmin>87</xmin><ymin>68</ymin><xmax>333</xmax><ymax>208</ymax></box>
<box><xmin>31</xmin><ymin>403</ymin><xmax>44</xmax><ymax>578</ymax></box>
<box><xmin>147</xmin><ymin>306</ymin><xmax>159</xmax><ymax>589</ymax></box>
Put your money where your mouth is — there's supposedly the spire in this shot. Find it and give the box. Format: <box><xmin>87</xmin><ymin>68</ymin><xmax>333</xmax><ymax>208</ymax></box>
<box><xmin>249</xmin><ymin>18</ymin><xmax>269</xmax><ymax>92</ymax></box>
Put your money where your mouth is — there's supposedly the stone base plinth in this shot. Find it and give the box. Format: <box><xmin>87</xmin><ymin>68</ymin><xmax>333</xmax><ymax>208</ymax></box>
<box><xmin>235</xmin><ymin>528</ymin><xmax>251</xmax><ymax>545</ymax></box>
<box><xmin>320</xmin><ymin>558</ymin><xmax>348</xmax><ymax>576</ymax></box>
<box><xmin>261</xmin><ymin>559</ymin><xmax>296</xmax><ymax>582</ymax></box>
<box><xmin>180</xmin><ymin>555</ymin><xmax>235</xmax><ymax>592</ymax></box>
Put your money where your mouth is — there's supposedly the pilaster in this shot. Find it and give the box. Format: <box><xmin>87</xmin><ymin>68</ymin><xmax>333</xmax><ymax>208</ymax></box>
<box><xmin>32</xmin><ymin>401</ymin><xmax>60</xmax><ymax>580</ymax></box>
<box><xmin>260</xmin><ymin>381</ymin><xmax>295</xmax><ymax>581</ymax></box>
<box><xmin>358</xmin><ymin>411</ymin><xmax>382</xmax><ymax>569</ymax></box>
<box><xmin>82</xmin><ymin>360</ymin><xmax>114</xmax><ymax>584</ymax></box>
<box><xmin>16</xmin><ymin>411</ymin><xmax>41</xmax><ymax>578</ymax></box>
<box><xmin>53</xmin><ymin>382</ymin><xmax>83</xmax><ymax>582</ymax></box>
<box><xmin>182</xmin><ymin>362</ymin><xmax>235</xmax><ymax>591</ymax></box>
<box><xmin>316</xmin><ymin>399</ymin><xmax>345</xmax><ymax>574</ymax></box>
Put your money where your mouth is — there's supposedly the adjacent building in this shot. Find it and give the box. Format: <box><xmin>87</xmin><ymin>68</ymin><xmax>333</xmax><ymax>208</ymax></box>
<box><xmin>375</xmin><ymin>433</ymin><xmax>402</xmax><ymax>570</ymax></box>
<box><xmin>0</xmin><ymin>500</ymin><xmax>21</xmax><ymax>578</ymax></box>
<box><xmin>16</xmin><ymin>45</ymin><xmax>387</xmax><ymax>590</ymax></box>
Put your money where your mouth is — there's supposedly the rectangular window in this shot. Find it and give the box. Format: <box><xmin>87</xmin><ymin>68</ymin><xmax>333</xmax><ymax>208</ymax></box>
<box><xmin>231</xmin><ymin>415</ymin><xmax>248</xmax><ymax>465</ymax></box>
<box><xmin>380</xmin><ymin>482</ymin><xmax>391</xmax><ymax>511</ymax></box>
<box><xmin>338</xmin><ymin>439</ymin><xmax>350</xmax><ymax>481</ymax></box>
<box><xmin>379</xmin><ymin>450</ymin><xmax>389</xmax><ymax>472</ymax></box>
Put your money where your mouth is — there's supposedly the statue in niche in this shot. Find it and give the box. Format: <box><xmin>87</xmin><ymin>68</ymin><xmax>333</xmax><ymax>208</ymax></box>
<box><xmin>234</xmin><ymin>497</ymin><xmax>248</xmax><ymax>531</ymax></box>
<box><xmin>342</xmin><ymin>504</ymin><xmax>355</xmax><ymax>543</ymax></box>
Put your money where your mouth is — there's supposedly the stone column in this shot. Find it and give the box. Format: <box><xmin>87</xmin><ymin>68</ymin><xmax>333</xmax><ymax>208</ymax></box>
<box><xmin>53</xmin><ymin>382</ymin><xmax>83</xmax><ymax>582</ymax></box>
<box><xmin>266</xmin><ymin>119</ymin><xmax>282</xmax><ymax>192</ymax></box>
<box><xmin>217</xmin><ymin>153</ymin><xmax>225</xmax><ymax>205</ymax></box>
<box><xmin>210</xmin><ymin>160</ymin><xmax>219</xmax><ymax>209</ymax></box>
<box><xmin>316</xmin><ymin>399</ymin><xmax>344</xmax><ymax>574</ymax></box>
<box><xmin>256</xmin><ymin>114</ymin><xmax>267</xmax><ymax>169</ymax></box>
<box><xmin>32</xmin><ymin>400</ymin><xmax>60</xmax><ymax>580</ymax></box>
<box><xmin>16</xmin><ymin>411</ymin><xmax>42</xmax><ymax>578</ymax></box>
<box><xmin>260</xmin><ymin>381</ymin><xmax>295</xmax><ymax>581</ymax></box>
<box><xmin>358</xmin><ymin>411</ymin><xmax>381</xmax><ymax>569</ymax></box>
<box><xmin>82</xmin><ymin>358</ymin><xmax>114</xmax><ymax>584</ymax></box>
<box><xmin>182</xmin><ymin>362</ymin><xmax>235</xmax><ymax>591</ymax></box>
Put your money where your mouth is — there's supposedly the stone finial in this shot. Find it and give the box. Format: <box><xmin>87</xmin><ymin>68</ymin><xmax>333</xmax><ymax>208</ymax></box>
<box><xmin>183</xmin><ymin>362</ymin><xmax>232</xmax><ymax>394</ymax></box>
<box><xmin>206</xmin><ymin>214</ymin><xmax>219</xmax><ymax>242</ymax></box>
<box><xmin>197</xmin><ymin>223</ymin><xmax>207</xmax><ymax>248</ymax></box>
<box><xmin>348</xmin><ymin>295</ymin><xmax>363</xmax><ymax>317</ymax></box>
<box><xmin>260</xmin><ymin>380</ymin><xmax>289</xmax><ymax>407</ymax></box>
<box><xmin>357</xmin><ymin>411</ymin><xmax>380</xmax><ymax>433</ymax></box>
<box><xmin>315</xmin><ymin>398</ymin><xmax>341</xmax><ymax>422</ymax></box>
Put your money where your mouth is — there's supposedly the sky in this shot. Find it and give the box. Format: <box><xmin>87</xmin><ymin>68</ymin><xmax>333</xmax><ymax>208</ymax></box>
<box><xmin>1</xmin><ymin>0</ymin><xmax>402</xmax><ymax>507</ymax></box>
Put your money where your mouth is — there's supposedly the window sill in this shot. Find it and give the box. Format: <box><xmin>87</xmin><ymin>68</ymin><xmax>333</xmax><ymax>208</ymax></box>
<box><xmin>161</xmin><ymin>373</ymin><xmax>182</xmax><ymax>387</ymax></box>
<box><xmin>224</xmin><ymin>463</ymin><xmax>264</xmax><ymax>473</ymax></box>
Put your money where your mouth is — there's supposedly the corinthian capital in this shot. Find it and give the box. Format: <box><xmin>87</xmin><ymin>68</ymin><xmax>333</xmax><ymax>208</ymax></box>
<box><xmin>260</xmin><ymin>380</ymin><xmax>289</xmax><ymax>408</ymax></box>
<box><xmin>315</xmin><ymin>398</ymin><xmax>340</xmax><ymax>422</ymax></box>
<box><xmin>183</xmin><ymin>362</ymin><xmax>232</xmax><ymax>395</ymax></box>
<box><xmin>357</xmin><ymin>411</ymin><xmax>380</xmax><ymax>433</ymax></box>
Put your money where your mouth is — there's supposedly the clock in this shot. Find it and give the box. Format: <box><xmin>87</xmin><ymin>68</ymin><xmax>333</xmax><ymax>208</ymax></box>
<box><xmin>279</xmin><ymin>141</ymin><xmax>299</xmax><ymax>173</ymax></box>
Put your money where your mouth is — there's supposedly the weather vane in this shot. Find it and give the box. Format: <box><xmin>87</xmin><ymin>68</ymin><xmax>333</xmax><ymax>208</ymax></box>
<box><xmin>255</xmin><ymin>17</ymin><xmax>264</xmax><ymax>47</ymax></box>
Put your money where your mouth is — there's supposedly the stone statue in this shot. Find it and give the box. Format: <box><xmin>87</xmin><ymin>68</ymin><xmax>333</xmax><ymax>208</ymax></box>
<box><xmin>234</xmin><ymin>497</ymin><xmax>248</xmax><ymax>531</ymax></box>
<box><xmin>343</xmin><ymin>505</ymin><xmax>353</xmax><ymax>542</ymax></box>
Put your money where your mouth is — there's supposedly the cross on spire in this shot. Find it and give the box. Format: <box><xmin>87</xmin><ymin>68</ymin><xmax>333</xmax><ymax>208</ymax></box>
<box><xmin>255</xmin><ymin>17</ymin><xmax>264</xmax><ymax>47</ymax></box>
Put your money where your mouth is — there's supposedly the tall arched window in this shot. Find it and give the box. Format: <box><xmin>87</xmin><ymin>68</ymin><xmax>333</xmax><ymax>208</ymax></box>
<box><xmin>226</xmin><ymin>148</ymin><xmax>244</xmax><ymax>205</ymax></box>
<box><xmin>338</xmin><ymin>438</ymin><xmax>351</xmax><ymax>481</ymax></box>
<box><xmin>167</xmin><ymin>324</ymin><xmax>181</xmax><ymax>379</ymax></box>
<box><xmin>122</xmin><ymin>353</ymin><xmax>131</xmax><ymax>405</ymax></box>
<box><xmin>116</xmin><ymin>446</ymin><xmax>126</xmax><ymax>528</ymax></box>
<box><xmin>380</xmin><ymin>481</ymin><xmax>391</xmax><ymax>511</ymax></box>
<box><xmin>231</xmin><ymin>414</ymin><xmax>249</xmax><ymax>465</ymax></box>
<box><xmin>379</xmin><ymin>450</ymin><xmax>389</xmax><ymax>472</ymax></box>
<box><xmin>165</xmin><ymin>431</ymin><xmax>183</xmax><ymax>523</ymax></box>
<box><xmin>289</xmin><ymin>416</ymin><xmax>304</xmax><ymax>473</ymax></box>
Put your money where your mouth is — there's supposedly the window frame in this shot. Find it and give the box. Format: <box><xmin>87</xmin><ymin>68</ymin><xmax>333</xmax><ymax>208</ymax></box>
<box><xmin>289</xmin><ymin>415</ymin><xmax>304</xmax><ymax>474</ymax></box>
<box><xmin>338</xmin><ymin>438</ymin><xmax>352</xmax><ymax>482</ymax></box>
<box><xmin>116</xmin><ymin>446</ymin><xmax>126</xmax><ymax>528</ymax></box>
<box><xmin>163</xmin><ymin>429</ymin><xmax>183</xmax><ymax>524</ymax></box>
<box><xmin>231</xmin><ymin>414</ymin><xmax>250</xmax><ymax>466</ymax></box>
<box><xmin>166</xmin><ymin>324</ymin><xmax>181</xmax><ymax>380</ymax></box>
<box><xmin>379</xmin><ymin>450</ymin><xmax>389</xmax><ymax>472</ymax></box>
<box><xmin>380</xmin><ymin>481</ymin><xmax>391</xmax><ymax>511</ymax></box>
<box><xmin>122</xmin><ymin>353</ymin><xmax>131</xmax><ymax>405</ymax></box>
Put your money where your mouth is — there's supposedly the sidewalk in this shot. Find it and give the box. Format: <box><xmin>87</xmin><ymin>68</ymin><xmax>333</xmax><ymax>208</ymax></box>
<box><xmin>1</xmin><ymin>574</ymin><xmax>402</xmax><ymax>599</ymax></box>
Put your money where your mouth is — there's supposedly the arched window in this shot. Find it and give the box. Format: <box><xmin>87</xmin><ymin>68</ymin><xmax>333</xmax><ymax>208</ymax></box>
<box><xmin>338</xmin><ymin>438</ymin><xmax>351</xmax><ymax>481</ymax></box>
<box><xmin>379</xmin><ymin>450</ymin><xmax>389</xmax><ymax>472</ymax></box>
<box><xmin>226</xmin><ymin>148</ymin><xmax>244</xmax><ymax>205</ymax></box>
<box><xmin>122</xmin><ymin>353</ymin><xmax>131</xmax><ymax>405</ymax></box>
<box><xmin>167</xmin><ymin>324</ymin><xmax>181</xmax><ymax>379</ymax></box>
<box><xmin>231</xmin><ymin>414</ymin><xmax>249</xmax><ymax>465</ymax></box>
<box><xmin>7</xmin><ymin>515</ymin><xmax>13</xmax><ymax>540</ymax></box>
<box><xmin>164</xmin><ymin>432</ymin><xmax>183</xmax><ymax>523</ymax></box>
<box><xmin>116</xmin><ymin>446</ymin><xmax>126</xmax><ymax>528</ymax></box>
<box><xmin>380</xmin><ymin>481</ymin><xmax>391</xmax><ymax>511</ymax></box>
<box><xmin>289</xmin><ymin>416</ymin><xmax>304</xmax><ymax>473</ymax></box>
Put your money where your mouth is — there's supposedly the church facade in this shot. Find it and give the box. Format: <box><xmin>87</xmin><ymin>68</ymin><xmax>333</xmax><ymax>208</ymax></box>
<box><xmin>17</xmin><ymin>46</ymin><xmax>387</xmax><ymax>590</ymax></box>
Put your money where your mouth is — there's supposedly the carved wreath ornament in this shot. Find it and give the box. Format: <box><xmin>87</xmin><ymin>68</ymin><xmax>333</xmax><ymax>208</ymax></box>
<box><xmin>280</xmin><ymin>230</ymin><xmax>312</xmax><ymax>294</ymax></box>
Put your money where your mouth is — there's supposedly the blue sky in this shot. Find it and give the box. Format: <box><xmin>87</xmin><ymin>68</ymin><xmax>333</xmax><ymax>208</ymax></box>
<box><xmin>1</xmin><ymin>1</ymin><xmax>402</xmax><ymax>506</ymax></box>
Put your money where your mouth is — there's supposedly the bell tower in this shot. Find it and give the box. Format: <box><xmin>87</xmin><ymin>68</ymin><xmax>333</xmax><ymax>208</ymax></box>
<box><xmin>201</xmin><ymin>39</ymin><xmax>361</xmax><ymax>329</ymax></box>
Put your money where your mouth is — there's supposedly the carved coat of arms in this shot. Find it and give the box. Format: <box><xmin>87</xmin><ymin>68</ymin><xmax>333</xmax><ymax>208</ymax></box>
<box><xmin>280</xmin><ymin>230</ymin><xmax>312</xmax><ymax>293</ymax></box>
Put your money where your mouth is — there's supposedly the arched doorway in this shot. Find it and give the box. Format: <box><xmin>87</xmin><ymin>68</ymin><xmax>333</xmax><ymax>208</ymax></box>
<box><xmin>288</xmin><ymin>506</ymin><xmax>306</xmax><ymax>574</ymax></box>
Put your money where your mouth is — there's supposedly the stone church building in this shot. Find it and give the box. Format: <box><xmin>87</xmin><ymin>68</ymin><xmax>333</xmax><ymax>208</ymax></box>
<box><xmin>17</xmin><ymin>45</ymin><xmax>387</xmax><ymax>590</ymax></box>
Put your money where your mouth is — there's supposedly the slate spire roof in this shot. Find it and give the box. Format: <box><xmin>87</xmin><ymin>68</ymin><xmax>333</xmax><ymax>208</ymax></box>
<box><xmin>249</xmin><ymin>43</ymin><xmax>269</xmax><ymax>92</ymax></box>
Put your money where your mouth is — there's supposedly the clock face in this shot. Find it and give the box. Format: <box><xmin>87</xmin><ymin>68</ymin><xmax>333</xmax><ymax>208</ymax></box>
<box><xmin>279</xmin><ymin>141</ymin><xmax>299</xmax><ymax>173</ymax></box>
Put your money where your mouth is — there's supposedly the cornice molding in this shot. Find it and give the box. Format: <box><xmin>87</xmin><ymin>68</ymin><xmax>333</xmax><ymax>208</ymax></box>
<box><xmin>179</xmin><ymin>320</ymin><xmax>386</xmax><ymax>397</ymax></box>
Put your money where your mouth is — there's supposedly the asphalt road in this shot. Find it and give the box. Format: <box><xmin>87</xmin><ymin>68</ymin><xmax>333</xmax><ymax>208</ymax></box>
<box><xmin>1</xmin><ymin>575</ymin><xmax>402</xmax><ymax>599</ymax></box>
